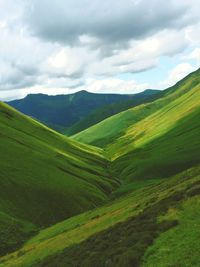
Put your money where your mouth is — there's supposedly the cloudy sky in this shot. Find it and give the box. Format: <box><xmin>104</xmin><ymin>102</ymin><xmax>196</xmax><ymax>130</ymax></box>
<box><xmin>0</xmin><ymin>0</ymin><xmax>200</xmax><ymax>100</ymax></box>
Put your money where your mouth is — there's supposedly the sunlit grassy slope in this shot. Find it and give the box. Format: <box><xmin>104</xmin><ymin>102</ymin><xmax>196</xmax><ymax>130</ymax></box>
<box><xmin>73</xmin><ymin>68</ymin><xmax>200</xmax><ymax>186</ymax></box>
<box><xmin>65</xmin><ymin>89</ymin><xmax>160</xmax><ymax>136</ymax></box>
<box><xmin>73</xmin><ymin>68</ymin><xmax>200</xmax><ymax>149</ymax></box>
<box><xmin>1</xmin><ymin>165</ymin><xmax>200</xmax><ymax>266</ymax></box>
<box><xmin>0</xmin><ymin>102</ymin><xmax>119</xmax><ymax>255</ymax></box>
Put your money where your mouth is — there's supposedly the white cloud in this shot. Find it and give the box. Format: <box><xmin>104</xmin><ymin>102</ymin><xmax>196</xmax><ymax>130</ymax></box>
<box><xmin>89</xmin><ymin>29</ymin><xmax>189</xmax><ymax>77</ymax></box>
<box><xmin>0</xmin><ymin>0</ymin><xmax>200</xmax><ymax>100</ymax></box>
<box><xmin>159</xmin><ymin>63</ymin><xmax>196</xmax><ymax>88</ymax></box>
<box><xmin>45</xmin><ymin>46</ymin><xmax>99</xmax><ymax>78</ymax></box>
<box><xmin>83</xmin><ymin>78</ymin><xmax>149</xmax><ymax>94</ymax></box>
<box><xmin>187</xmin><ymin>48</ymin><xmax>200</xmax><ymax>64</ymax></box>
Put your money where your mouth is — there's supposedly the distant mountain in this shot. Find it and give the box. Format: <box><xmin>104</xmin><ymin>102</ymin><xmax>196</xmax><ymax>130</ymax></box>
<box><xmin>7</xmin><ymin>89</ymin><xmax>160</xmax><ymax>132</ymax></box>
<box><xmin>65</xmin><ymin>89</ymin><xmax>160</xmax><ymax>135</ymax></box>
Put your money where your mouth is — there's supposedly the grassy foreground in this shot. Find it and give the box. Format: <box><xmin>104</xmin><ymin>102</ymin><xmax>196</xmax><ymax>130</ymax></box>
<box><xmin>0</xmin><ymin>165</ymin><xmax>199</xmax><ymax>266</ymax></box>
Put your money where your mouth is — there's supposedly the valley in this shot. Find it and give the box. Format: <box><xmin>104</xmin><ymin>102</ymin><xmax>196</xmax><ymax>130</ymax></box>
<box><xmin>0</xmin><ymin>69</ymin><xmax>200</xmax><ymax>266</ymax></box>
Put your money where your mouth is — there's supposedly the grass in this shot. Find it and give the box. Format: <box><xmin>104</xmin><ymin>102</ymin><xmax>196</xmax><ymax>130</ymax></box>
<box><xmin>0</xmin><ymin>68</ymin><xmax>200</xmax><ymax>266</ymax></box>
<box><xmin>142</xmin><ymin>196</ymin><xmax>200</xmax><ymax>267</ymax></box>
<box><xmin>9</xmin><ymin>90</ymin><xmax>158</xmax><ymax>132</ymax></box>
<box><xmin>73</xmin><ymin>68</ymin><xmax>200</xmax><ymax>186</ymax></box>
<box><xmin>0</xmin><ymin>212</ymin><xmax>37</xmax><ymax>257</ymax></box>
<box><xmin>65</xmin><ymin>89</ymin><xmax>160</xmax><ymax>136</ymax></box>
<box><xmin>0</xmin><ymin>165</ymin><xmax>199</xmax><ymax>266</ymax></box>
<box><xmin>0</xmin><ymin>102</ymin><xmax>119</xmax><ymax>255</ymax></box>
<box><xmin>111</xmin><ymin>90</ymin><xmax>200</xmax><ymax>183</ymax></box>
<box><xmin>73</xmin><ymin>68</ymin><xmax>200</xmax><ymax>149</ymax></box>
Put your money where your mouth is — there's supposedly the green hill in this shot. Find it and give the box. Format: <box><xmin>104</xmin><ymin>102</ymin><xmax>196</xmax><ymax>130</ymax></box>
<box><xmin>73</xmin><ymin>69</ymin><xmax>200</xmax><ymax>147</ymax></box>
<box><xmin>65</xmin><ymin>89</ymin><xmax>159</xmax><ymax>135</ymax></box>
<box><xmin>0</xmin><ymin>102</ymin><xmax>119</xmax><ymax>256</ymax></box>
<box><xmin>0</xmin><ymin>69</ymin><xmax>200</xmax><ymax>266</ymax></box>
<box><xmin>73</xmin><ymin>68</ymin><xmax>200</xmax><ymax>188</ymax></box>
<box><xmin>1</xmin><ymin>165</ymin><xmax>200</xmax><ymax>266</ymax></box>
<box><xmin>8</xmin><ymin>90</ymin><xmax>159</xmax><ymax>132</ymax></box>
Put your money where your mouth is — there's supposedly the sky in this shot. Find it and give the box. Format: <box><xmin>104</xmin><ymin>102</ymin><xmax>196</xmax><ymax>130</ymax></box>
<box><xmin>0</xmin><ymin>0</ymin><xmax>200</xmax><ymax>101</ymax></box>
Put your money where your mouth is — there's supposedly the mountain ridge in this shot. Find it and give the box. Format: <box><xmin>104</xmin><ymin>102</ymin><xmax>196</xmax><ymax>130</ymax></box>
<box><xmin>7</xmin><ymin>89</ymin><xmax>160</xmax><ymax>132</ymax></box>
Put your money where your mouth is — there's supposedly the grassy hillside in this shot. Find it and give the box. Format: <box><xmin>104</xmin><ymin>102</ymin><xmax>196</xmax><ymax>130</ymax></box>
<box><xmin>110</xmin><ymin>83</ymin><xmax>200</xmax><ymax>185</ymax></box>
<box><xmin>1</xmin><ymin>69</ymin><xmax>200</xmax><ymax>266</ymax></box>
<box><xmin>73</xmin><ymin>68</ymin><xmax>200</xmax><ymax>148</ymax></box>
<box><xmin>8</xmin><ymin>90</ymin><xmax>157</xmax><ymax>132</ymax></box>
<box><xmin>65</xmin><ymin>89</ymin><xmax>160</xmax><ymax>136</ymax></box>
<box><xmin>1</xmin><ymin>165</ymin><xmax>199</xmax><ymax>266</ymax></box>
<box><xmin>73</xmin><ymin>69</ymin><xmax>200</xmax><ymax>186</ymax></box>
<box><xmin>0</xmin><ymin>102</ymin><xmax>119</xmax><ymax>255</ymax></box>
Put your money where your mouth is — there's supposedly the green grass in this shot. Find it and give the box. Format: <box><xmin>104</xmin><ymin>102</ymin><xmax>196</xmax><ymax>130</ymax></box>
<box><xmin>110</xmin><ymin>89</ymin><xmax>200</xmax><ymax>183</ymax></box>
<box><xmin>73</xmin><ymin>68</ymin><xmax>200</xmax><ymax>186</ymax></box>
<box><xmin>0</xmin><ymin>69</ymin><xmax>200</xmax><ymax>266</ymax></box>
<box><xmin>65</xmin><ymin>89</ymin><xmax>160</xmax><ymax>136</ymax></box>
<box><xmin>1</xmin><ymin>165</ymin><xmax>199</xmax><ymax>266</ymax></box>
<box><xmin>9</xmin><ymin>90</ymin><xmax>158</xmax><ymax>132</ymax></box>
<box><xmin>73</xmin><ymin>68</ymin><xmax>200</xmax><ymax>149</ymax></box>
<box><xmin>0</xmin><ymin>102</ymin><xmax>119</xmax><ymax>255</ymax></box>
<box><xmin>142</xmin><ymin>196</ymin><xmax>200</xmax><ymax>267</ymax></box>
<box><xmin>0</xmin><ymin>212</ymin><xmax>37</xmax><ymax>257</ymax></box>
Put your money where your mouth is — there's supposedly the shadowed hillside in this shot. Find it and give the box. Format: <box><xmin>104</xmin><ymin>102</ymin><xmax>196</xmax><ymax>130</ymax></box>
<box><xmin>73</xmin><ymin>68</ymin><xmax>200</xmax><ymax>192</ymax></box>
<box><xmin>8</xmin><ymin>90</ymin><xmax>159</xmax><ymax>132</ymax></box>
<box><xmin>0</xmin><ymin>102</ymin><xmax>119</xmax><ymax>255</ymax></box>
<box><xmin>1</xmin><ymin>166</ymin><xmax>200</xmax><ymax>267</ymax></box>
<box><xmin>65</xmin><ymin>89</ymin><xmax>160</xmax><ymax>135</ymax></box>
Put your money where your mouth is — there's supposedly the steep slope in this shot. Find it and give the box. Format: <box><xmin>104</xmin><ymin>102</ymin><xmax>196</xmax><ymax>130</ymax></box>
<box><xmin>1</xmin><ymin>69</ymin><xmax>200</xmax><ymax>267</ymax></box>
<box><xmin>73</xmin><ymin>68</ymin><xmax>200</xmax><ymax>148</ymax></box>
<box><xmin>65</xmin><ymin>89</ymin><xmax>160</xmax><ymax>135</ymax></box>
<box><xmin>1</xmin><ymin>165</ymin><xmax>200</xmax><ymax>267</ymax></box>
<box><xmin>8</xmin><ymin>90</ymin><xmax>159</xmax><ymax>132</ymax></box>
<box><xmin>73</xmin><ymin>68</ymin><xmax>200</xmax><ymax>190</ymax></box>
<box><xmin>0</xmin><ymin>102</ymin><xmax>119</xmax><ymax>255</ymax></box>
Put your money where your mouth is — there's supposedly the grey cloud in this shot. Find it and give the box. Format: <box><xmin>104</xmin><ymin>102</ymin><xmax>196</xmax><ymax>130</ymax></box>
<box><xmin>13</xmin><ymin>63</ymin><xmax>39</xmax><ymax>77</ymax></box>
<box><xmin>0</xmin><ymin>62</ymin><xmax>39</xmax><ymax>91</ymax></box>
<box><xmin>47</xmin><ymin>70</ymin><xmax>84</xmax><ymax>80</ymax></box>
<box><xmin>25</xmin><ymin>0</ymin><xmax>193</xmax><ymax>46</ymax></box>
<box><xmin>0</xmin><ymin>75</ymin><xmax>38</xmax><ymax>91</ymax></box>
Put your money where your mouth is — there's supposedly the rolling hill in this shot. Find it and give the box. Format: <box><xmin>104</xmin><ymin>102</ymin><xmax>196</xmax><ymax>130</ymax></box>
<box><xmin>0</xmin><ymin>69</ymin><xmax>200</xmax><ymax>266</ymax></box>
<box><xmin>73</xmin><ymin>68</ymin><xmax>200</xmax><ymax>190</ymax></box>
<box><xmin>8</xmin><ymin>89</ymin><xmax>159</xmax><ymax>132</ymax></box>
<box><xmin>0</xmin><ymin>101</ymin><xmax>119</xmax><ymax>256</ymax></box>
<box><xmin>65</xmin><ymin>89</ymin><xmax>159</xmax><ymax>135</ymax></box>
<box><xmin>1</xmin><ymin>165</ymin><xmax>200</xmax><ymax>266</ymax></box>
<box><xmin>73</xmin><ymin>69</ymin><xmax>200</xmax><ymax>149</ymax></box>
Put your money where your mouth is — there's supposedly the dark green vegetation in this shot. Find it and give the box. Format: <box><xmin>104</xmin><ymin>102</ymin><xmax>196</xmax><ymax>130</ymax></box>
<box><xmin>8</xmin><ymin>89</ymin><xmax>159</xmax><ymax>132</ymax></box>
<box><xmin>1</xmin><ymin>166</ymin><xmax>200</xmax><ymax>266</ymax></box>
<box><xmin>0</xmin><ymin>68</ymin><xmax>200</xmax><ymax>266</ymax></box>
<box><xmin>0</xmin><ymin>102</ymin><xmax>119</xmax><ymax>256</ymax></box>
<box><xmin>34</xmin><ymin>168</ymin><xmax>199</xmax><ymax>267</ymax></box>
<box><xmin>65</xmin><ymin>89</ymin><xmax>159</xmax><ymax>135</ymax></box>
